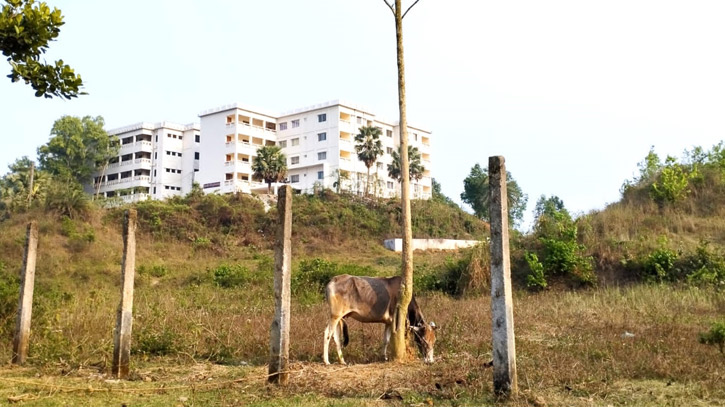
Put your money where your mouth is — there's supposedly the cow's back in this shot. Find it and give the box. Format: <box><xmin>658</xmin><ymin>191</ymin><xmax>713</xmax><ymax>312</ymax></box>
<box><xmin>326</xmin><ymin>275</ymin><xmax>401</xmax><ymax>323</ymax></box>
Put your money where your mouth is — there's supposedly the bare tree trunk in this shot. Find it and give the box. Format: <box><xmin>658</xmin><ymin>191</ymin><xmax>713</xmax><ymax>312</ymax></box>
<box><xmin>95</xmin><ymin>161</ymin><xmax>109</xmax><ymax>200</ymax></box>
<box><xmin>366</xmin><ymin>166</ymin><xmax>371</xmax><ymax>196</ymax></box>
<box><xmin>26</xmin><ymin>162</ymin><xmax>34</xmax><ymax>209</ymax></box>
<box><xmin>386</xmin><ymin>0</ymin><xmax>420</xmax><ymax>362</ymax></box>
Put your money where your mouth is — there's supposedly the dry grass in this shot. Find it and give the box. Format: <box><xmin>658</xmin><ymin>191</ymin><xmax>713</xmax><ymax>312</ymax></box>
<box><xmin>1</xmin><ymin>284</ymin><xmax>723</xmax><ymax>406</ymax></box>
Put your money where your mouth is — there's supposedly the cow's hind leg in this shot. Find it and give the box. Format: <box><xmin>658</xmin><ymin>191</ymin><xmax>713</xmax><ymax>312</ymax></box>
<box><xmin>324</xmin><ymin>316</ymin><xmax>345</xmax><ymax>365</ymax></box>
<box><xmin>332</xmin><ymin>318</ymin><xmax>347</xmax><ymax>365</ymax></box>
<box><xmin>382</xmin><ymin>323</ymin><xmax>392</xmax><ymax>361</ymax></box>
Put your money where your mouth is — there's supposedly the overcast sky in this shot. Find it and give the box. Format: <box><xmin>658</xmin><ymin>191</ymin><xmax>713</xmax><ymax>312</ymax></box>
<box><xmin>2</xmin><ymin>0</ymin><xmax>724</xmax><ymax>230</ymax></box>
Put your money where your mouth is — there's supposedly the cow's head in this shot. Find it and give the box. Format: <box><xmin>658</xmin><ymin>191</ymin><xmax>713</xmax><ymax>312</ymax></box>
<box><xmin>411</xmin><ymin>321</ymin><xmax>438</xmax><ymax>363</ymax></box>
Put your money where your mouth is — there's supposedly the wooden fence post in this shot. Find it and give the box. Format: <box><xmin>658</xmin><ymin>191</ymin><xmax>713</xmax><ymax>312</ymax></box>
<box><xmin>269</xmin><ymin>185</ymin><xmax>292</xmax><ymax>384</ymax></box>
<box><xmin>489</xmin><ymin>156</ymin><xmax>518</xmax><ymax>397</ymax></box>
<box><xmin>112</xmin><ymin>209</ymin><xmax>137</xmax><ymax>379</ymax></box>
<box><xmin>12</xmin><ymin>221</ymin><xmax>38</xmax><ymax>365</ymax></box>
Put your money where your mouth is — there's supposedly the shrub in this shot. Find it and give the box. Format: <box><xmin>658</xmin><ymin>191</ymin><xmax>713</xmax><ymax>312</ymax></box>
<box><xmin>293</xmin><ymin>258</ymin><xmax>339</xmax><ymax>294</ymax></box>
<box><xmin>642</xmin><ymin>241</ymin><xmax>679</xmax><ymax>282</ymax></box>
<box><xmin>525</xmin><ymin>252</ymin><xmax>547</xmax><ymax>291</ymax></box>
<box><xmin>683</xmin><ymin>241</ymin><xmax>725</xmax><ymax>286</ymax></box>
<box><xmin>651</xmin><ymin>156</ymin><xmax>693</xmax><ymax>205</ymax></box>
<box><xmin>192</xmin><ymin>237</ymin><xmax>212</xmax><ymax>250</ymax></box>
<box><xmin>136</xmin><ymin>328</ymin><xmax>177</xmax><ymax>356</ymax></box>
<box><xmin>416</xmin><ymin>243</ymin><xmax>490</xmax><ymax>297</ymax></box>
<box><xmin>698</xmin><ymin>321</ymin><xmax>725</xmax><ymax>354</ymax></box>
<box><xmin>212</xmin><ymin>264</ymin><xmax>252</xmax><ymax>288</ymax></box>
<box><xmin>138</xmin><ymin>264</ymin><xmax>169</xmax><ymax>278</ymax></box>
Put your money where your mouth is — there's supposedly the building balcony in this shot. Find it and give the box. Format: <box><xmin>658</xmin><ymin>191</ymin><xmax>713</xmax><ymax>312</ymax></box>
<box><xmin>120</xmin><ymin>193</ymin><xmax>150</xmax><ymax>203</ymax></box>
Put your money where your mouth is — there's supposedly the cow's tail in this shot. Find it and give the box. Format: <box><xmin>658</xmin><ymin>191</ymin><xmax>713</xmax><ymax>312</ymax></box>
<box><xmin>341</xmin><ymin>318</ymin><xmax>349</xmax><ymax>347</ymax></box>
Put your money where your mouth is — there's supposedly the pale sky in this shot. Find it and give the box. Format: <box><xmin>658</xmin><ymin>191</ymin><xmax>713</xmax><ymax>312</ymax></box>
<box><xmin>2</xmin><ymin>0</ymin><xmax>725</xmax><ymax>230</ymax></box>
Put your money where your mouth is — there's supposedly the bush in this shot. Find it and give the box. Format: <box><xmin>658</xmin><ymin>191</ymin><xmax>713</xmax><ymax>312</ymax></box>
<box><xmin>212</xmin><ymin>264</ymin><xmax>252</xmax><ymax>288</ymax></box>
<box><xmin>136</xmin><ymin>328</ymin><xmax>177</xmax><ymax>356</ymax></box>
<box><xmin>642</xmin><ymin>241</ymin><xmax>679</xmax><ymax>282</ymax></box>
<box><xmin>525</xmin><ymin>252</ymin><xmax>547</xmax><ymax>291</ymax></box>
<box><xmin>138</xmin><ymin>264</ymin><xmax>169</xmax><ymax>278</ymax></box>
<box><xmin>698</xmin><ymin>321</ymin><xmax>725</xmax><ymax>354</ymax></box>
<box><xmin>293</xmin><ymin>258</ymin><xmax>339</xmax><ymax>294</ymax></box>
<box><xmin>683</xmin><ymin>241</ymin><xmax>725</xmax><ymax>286</ymax></box>
<box><xmin>416</xmin><ymin>243</ymin><xmax>490</xmax><ymax>297</ymax></box>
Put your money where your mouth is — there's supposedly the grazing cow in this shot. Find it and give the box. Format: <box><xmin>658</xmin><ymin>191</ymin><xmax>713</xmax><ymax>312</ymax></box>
<box><xmin>323</xmin><ymin>274</ymin><xmax>438</xmax><ymax>364</ymax></box>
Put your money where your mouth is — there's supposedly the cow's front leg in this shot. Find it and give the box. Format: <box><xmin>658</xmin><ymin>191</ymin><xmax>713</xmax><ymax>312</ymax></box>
<box><xmin>382</xmin><ymin>324</ymin><xmax>392</xmax><ymax>361</ymax></box>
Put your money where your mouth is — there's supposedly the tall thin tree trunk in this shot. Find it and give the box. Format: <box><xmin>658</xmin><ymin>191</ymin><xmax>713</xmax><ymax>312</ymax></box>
<box><xmin>95</xmin><ymin>161</ymin><xmax>109</xmax><ymax>200</ymax></box>
<box><xmin>391</xmin><ymin>0</ymin><xmax>414</xmax><ymax>362</ymax></box>
<box><xmin>26</xmin><ymin>162</ymin><xmax>34</xmax><ymax>209</ymax></box>
<box><xmin>366</xmin><ymin>166</ymin><xmax>371</xmax><ymax>196</ymax></box>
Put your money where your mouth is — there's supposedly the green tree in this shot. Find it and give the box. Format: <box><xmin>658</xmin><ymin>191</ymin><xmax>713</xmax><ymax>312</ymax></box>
<box><xmin>651</xmin><ymin>156</ymin><xmax>693</xmax><ymax>205</ymax></box>
<box><xmin>354</xmin><ymin>125</ymin><xmax>384</xmax><ymax>196</ymax></box>
<box><xmin>0</xmin><ymin>0</ymin><xmax>84</xmax><ymax>98</ymax></box>
<box><xmin>37</xmin><ymin>116</ymin><xmax>117</xmax><ymax>186</ymax></box>
<box><xmin>431</xmin><ymin>178</ymin><xmax>457</xmax><ymax>207</ymax></box>
<box><xmin>387</xmin><ymin>145</ymin><xmax>425</xmax><ymax>182</ymax></box>
<box><xmin>0</xmin><ymin>156</ymin><xmax>48</xmax><ymax>210</ymax></box>
<box><xmin>252</xmin><ymin>145</ymin><xmax>287</xmax><ymax>194</ymax></box>
<box><xmin>460</xmin><ymin>163</ymin><xmax>528</xmax><ymax>228</ymax></box>
<box><xmin>532</xmin><ymin>195</ymin><xmax>595</xmax><ymax>286</ymax></box>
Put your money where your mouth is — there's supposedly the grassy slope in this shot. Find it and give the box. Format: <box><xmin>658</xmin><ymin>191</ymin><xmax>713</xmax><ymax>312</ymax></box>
<box><xmin>0</xmin><ymin>192</ymin><xmax>723</xmax><ymax>406</ymax></box>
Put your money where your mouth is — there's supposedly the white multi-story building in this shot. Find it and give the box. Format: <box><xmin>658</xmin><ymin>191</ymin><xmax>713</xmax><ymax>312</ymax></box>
<box><xmin>90</xmin><ymin>122</ymin><xmax>201</xmax><ymax>202</ymax></box>
<box><xmin>197</xmin><ymin>100</ymin><xmax>432</xmax><ymax>199</ymax></box>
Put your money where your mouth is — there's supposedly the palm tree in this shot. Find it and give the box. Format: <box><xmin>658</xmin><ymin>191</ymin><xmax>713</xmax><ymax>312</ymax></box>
<box><xmin>252</xmin><ymin>146</ymin><xmax>287</xmax><ymax>194</ymax></box>
<box><xmin>354</xmin><ymin>126</ymin><xmax>384</xmax><ymax>196</ymax></box>
<box><xmin>387</xmin><ymin>145</ymin><xmax>425</xmax><ymax>182</ymax></box>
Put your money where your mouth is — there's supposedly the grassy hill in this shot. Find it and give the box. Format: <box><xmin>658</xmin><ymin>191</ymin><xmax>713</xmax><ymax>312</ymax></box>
<box><xmin>0</xmin><ymin>181</ymin><xmax>722</xmax><ymax>406</ymax></box>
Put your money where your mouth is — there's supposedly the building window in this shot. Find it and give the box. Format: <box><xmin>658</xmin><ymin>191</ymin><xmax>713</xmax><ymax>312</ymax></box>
<box><xmin>386</xmin><ymin>147</ymin><xmax>393</xmax><ymax>154</ymax></box>
<box><xmin>195</xmin><ymin>134</ymin><xmax>200</xmax><ymax>142</ymax></box>
<box><xmin>195</xmin><ymin>152</ymin><xmax>200</xmax><ymax>160</ymax></box>
<box><xmin>291</xmin><ymin>119</ymin><xmax>300</xmax><ymax>128</ymax></box>
<box><xmin>386</xmin><ymin>129</ymin><xmax>393</xmax><ymax>138</ymax></box>
<box><xmin>318</xmin><ymin>132</ymin><xmax>326</xmax><ymax>141</ymax></box>
<box><xmin>318</xmin><ymin>113</ymin><xmax>326</xmax><ymax>122</ymax></box>
<box><xmin>291</xmin><ymin>156</ymin><xmax>300</xmax><ymax>165</ymax></box>
<box><xmin>413</xmin><ymin>133</ymin><xmax>418</xmax><ymax>141</ymax></box>
<box><xmin>291</xmin><ymin>138</ymin><xmax>299</xmax><ymax>146</ymax></box>
<box><xmin>153</xmin><ymin>187</ymin><xmax>156</xmax><ymax>194</ymax></box>
<box><xmin>290</xmin><ymin>174</ymin><xmax>300</xmax><ymax>183</ymax></box>
<box><xmin>387</xmin><ymin>181</ymin><xmax>394</xmax><ymax>189</ymax></box>
<box><xmin>178</xmin><ymin>135</ymin><xmax>183</xmax><ymax>140</ymax></box>
<box><xmin>317</xmin><ymin>171</ymin><xmax>324</xmax><ymax>180</ymax></box>
<box><xmin>154</xmin><ymin>152</ymin><xmax>157</xmax><ymax>159</ymax></box>
<box><xmin>155</xmin><ymin>135</ymin><xmax>158</xmax><ymax>142</ymax></box>
<box><xmin>318</xmin><ymin>151</ymin><xmax>327</xmax><ymax>160</ymax></box>
<box><xmin>376</xmin><ymin>162</ymin><xmax>383</xmax><ymax>170</ymax></box>
<box><xmin>279</xmin><ymin>140</ymin><xmax>287</xmax><ymax>148</ymax></box>
<box><xmin>279</xmin><ymin>122</ymin><xmax>287</xmax><ymax>131</ymax></box>
<box><xmin>357</xmin><ymin>116</ymin><xmax>362</xmax><ymax>124</ymax></box>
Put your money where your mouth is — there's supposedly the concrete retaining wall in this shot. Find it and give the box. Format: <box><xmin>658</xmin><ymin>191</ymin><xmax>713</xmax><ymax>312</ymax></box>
<box><xmin>383</xmin><ymin>238</ymin><xmax>481</xmax><ymax>252</ymax></box>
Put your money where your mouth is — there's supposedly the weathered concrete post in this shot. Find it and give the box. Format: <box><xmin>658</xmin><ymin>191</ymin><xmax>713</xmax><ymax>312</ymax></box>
<box><xmin>488</xmin><ymin>156</ymin><xmax>518</xmax><ymax>397</ymax></box>
<box><xmin>269</xmin><ymin>185</ymin><xmax>292</xmax><ymax>384</ymax></box>
<box><xmin>12</xmin><ymin>221</ymin><xmax>38</xmax><ymax>365</ymax></box>
<box><xmin>112</xmin><ymin>209</ymin><xmax>137</xmax><ymax>379</ymax></box>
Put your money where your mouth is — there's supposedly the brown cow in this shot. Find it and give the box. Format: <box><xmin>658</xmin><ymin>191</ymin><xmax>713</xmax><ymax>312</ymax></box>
<box><xmin>323</xmin><ymin>274</ymin><xmax>438</xmax><ymax>364</ymax></box>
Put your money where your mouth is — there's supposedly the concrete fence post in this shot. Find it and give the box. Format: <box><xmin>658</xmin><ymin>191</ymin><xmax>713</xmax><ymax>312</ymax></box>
<box><xmin>12</xmin><ymin>221</ymin><xmax>38</xmax><ymax>365</ymax></box>
<box><xmin>112</xmin><ymin>209</ymin><xmax>137</xmax><ymax>379</ymax></box>
<box><xmin>269</xmin><ymin>185</ymin><xmax>292</xmax><ymax>384</ymax></box>
<box><xmin>488</xmin><ymin>156</ymin><xmax>518</xmax><ymax>397</ymax></box>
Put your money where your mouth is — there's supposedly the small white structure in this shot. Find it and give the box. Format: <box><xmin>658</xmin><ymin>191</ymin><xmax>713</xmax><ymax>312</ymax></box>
<box><xmin>383</xmin><ymin>238</ymin><xmax>481</xmax><ymax>252</ymax></box>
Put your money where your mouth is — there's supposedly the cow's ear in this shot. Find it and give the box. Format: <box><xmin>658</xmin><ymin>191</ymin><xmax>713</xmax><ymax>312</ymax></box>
<box><xmin>429</xmin><ymin>321</ymin><xmax>438</xmax><ymax>330</ymax></box>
